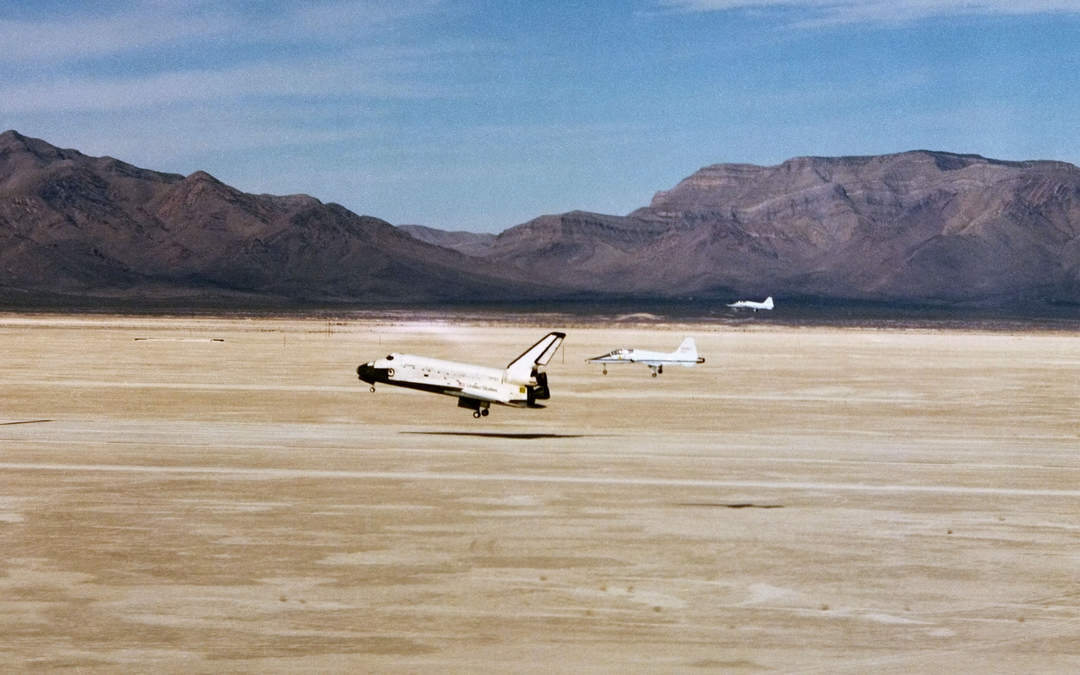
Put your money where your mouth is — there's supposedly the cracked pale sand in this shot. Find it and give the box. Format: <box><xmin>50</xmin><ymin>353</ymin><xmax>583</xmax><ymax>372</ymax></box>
<box><xmin>1</xmin><ymin>315</ymin><xmax>1078</xmax><ymax>672</ymax></box>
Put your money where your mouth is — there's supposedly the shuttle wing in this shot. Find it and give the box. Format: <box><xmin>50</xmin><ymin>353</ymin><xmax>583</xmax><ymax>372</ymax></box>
<box><xmin>458</xmin><ymin>387</ymin><xmax>511</xmax><ymax>404</ymax></box>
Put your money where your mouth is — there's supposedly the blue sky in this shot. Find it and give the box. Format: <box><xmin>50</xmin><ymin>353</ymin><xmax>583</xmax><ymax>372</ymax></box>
<box><xmin>2</xmin><ymin>1</ymin><xmax>1078</xmax><ymax>232</ymax></box>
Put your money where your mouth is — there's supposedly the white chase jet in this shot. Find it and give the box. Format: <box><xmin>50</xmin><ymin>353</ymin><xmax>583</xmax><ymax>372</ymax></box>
<box><xmin>586</xmin><ymin>337</ymin><xmax>705</xmax><ymax>377</ymax></box>
<box><xmin>357</xmin><ymin>332</ymin><xmax>565</xmax><ymax>418</ymax></box>
<box><xmin>728</xmin><ymin>296</ymin><xmax>774</xmax><ymax>311</ymax></box>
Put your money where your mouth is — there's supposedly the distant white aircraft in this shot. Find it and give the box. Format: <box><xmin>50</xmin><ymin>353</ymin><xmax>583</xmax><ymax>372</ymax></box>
<box><xmin>357</xmin><ymin>332</ymin><xmax>565</xmax><ymax>418</ymax></box>
<box><xmin>728</xmin><ymin>296</ymin><xmax>774</xmax><ymax>311</ymax></box>
<box><xmin>586</xmin><ymin>337</ymin><xmax>705</xmax><ymax>377</ymax></box>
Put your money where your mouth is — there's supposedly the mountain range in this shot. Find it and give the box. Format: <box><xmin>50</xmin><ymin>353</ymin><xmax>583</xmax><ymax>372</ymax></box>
<box><xmin>0</xmin><ymin>130</ymin><xmax>543</xmax><ymax>306</ymax></box>
<box><xmin>2</xmin><ymin>130</ymin><xmax>1078</xmax><ymax>309</ymax></box>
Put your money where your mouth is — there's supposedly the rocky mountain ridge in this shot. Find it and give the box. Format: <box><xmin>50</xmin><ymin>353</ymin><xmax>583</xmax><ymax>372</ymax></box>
<box><xmin>0</xmin><ymin>130</ymin><xmax>544</xmax><ymax>305</ymax></box>
<box><xmin>452</xmin><ymin>151</ymin><xmax>1080</xmax><ymax>305</ymax></box>
<box><xmin>2</xmin><ymin>130</ymin><xmax>1078</xmax><ymax>308</ymax></box>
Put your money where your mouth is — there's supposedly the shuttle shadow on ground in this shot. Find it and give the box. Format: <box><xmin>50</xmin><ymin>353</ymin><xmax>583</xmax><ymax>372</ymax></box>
<box><xmin>401</xmin><ymin>431</ymin><xmax>592</xmax><ymax>440</ymax></box>
<box><xmin>676</xmin><ymin>502</ymin><xmax>785</xmax><ymax>509</ymax></box>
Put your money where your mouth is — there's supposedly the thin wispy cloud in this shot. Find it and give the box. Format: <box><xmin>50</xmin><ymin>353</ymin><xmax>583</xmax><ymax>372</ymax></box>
<box><xmin>279</xmin><ymin>0</ymin><xmax>445</xmax><ymax>40</ymax></box>
<box><xmin>0</xmin><ymin>0</ymin><xmax>471</xmax><ymax>115</ymax></box>
<box><xmin>0</xmin><ymin>6</ymin><xmax>232</xmax><ymax>63</ymax></box>
<box><xmin>0</xmin><ymin>1</ymin><xmax>447</xmax><ymax>63</ymax></box>
<box><xmin>659</xmin><ymin>0</ymin><xmax>1080</xmax><ymax>26</ymax></box>
<box><xmin>1</xmin><ymin>56</ymin><xmax>466</xmax><ymax>115</ymax></box>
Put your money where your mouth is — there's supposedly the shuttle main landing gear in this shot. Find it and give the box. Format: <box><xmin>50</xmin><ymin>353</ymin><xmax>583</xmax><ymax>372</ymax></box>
<box><xmin>459</xmin><ymin>397</ymin><xmax>491</xmax><ymax>419</ymax></box>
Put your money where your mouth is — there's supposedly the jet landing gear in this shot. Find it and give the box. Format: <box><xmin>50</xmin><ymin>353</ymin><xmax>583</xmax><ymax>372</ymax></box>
<box><xmin>649</xmin><ymin>365</ymin><xmax>663</xmax><ymax>377</ymax></box>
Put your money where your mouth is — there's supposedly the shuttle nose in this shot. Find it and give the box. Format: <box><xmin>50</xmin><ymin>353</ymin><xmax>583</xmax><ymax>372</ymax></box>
<box><xmin>357</xmin><ymin>362</ymin><xmax>376</xmax><ymax>384</ymax></box>
<box><xmin>358</xmin><ymin>361</ymin><xmax>393</xmax><ymax>386</ymax></box>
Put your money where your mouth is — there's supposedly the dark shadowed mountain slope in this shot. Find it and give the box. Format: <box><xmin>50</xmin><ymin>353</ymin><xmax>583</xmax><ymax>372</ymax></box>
<box><xmin>461</xmin><ymin>151</ymin><xmax>1080</xmax><ymax>306</ymax></box>
<box><xmin>0</xmin><ymin>130</ymin><xmax>545</xmax><ymax>305</ymax></box>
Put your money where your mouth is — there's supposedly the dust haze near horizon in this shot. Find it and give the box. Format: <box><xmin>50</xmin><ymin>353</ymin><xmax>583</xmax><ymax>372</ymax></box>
<box><xmin>2</xmin><ymin>1</ymin><xmax>1078</xmax><ymax>232</ymax></box>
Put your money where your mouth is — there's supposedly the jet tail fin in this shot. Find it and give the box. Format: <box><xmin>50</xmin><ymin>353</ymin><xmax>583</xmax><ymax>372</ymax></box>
<box><xmin>506</xmin><ymin>331</ymin><xmax>566</xmax><ymax>383</ymax></box>
<box><xmin>763</xmin><ymin>296</ymin><xmax>774</xmax><ymax>309</ymax></box>
<box><xmin>675</xmin><ymin>337</ymin><xmax>697</xmax><ymax>359</ymax></box>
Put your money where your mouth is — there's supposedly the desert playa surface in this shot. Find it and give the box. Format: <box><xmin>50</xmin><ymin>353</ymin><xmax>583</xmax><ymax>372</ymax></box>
<box><xmin>1</xmin><ymin>313</ymin><xmax>1078</xmax><ymax>672</ymax></box>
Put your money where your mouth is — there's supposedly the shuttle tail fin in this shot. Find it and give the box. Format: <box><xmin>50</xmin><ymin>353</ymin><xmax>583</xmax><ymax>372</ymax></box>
<box><xmin>506</xmin><ymin>331</ymin><xmax>566</xmax><ymax>384</ymax></box>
